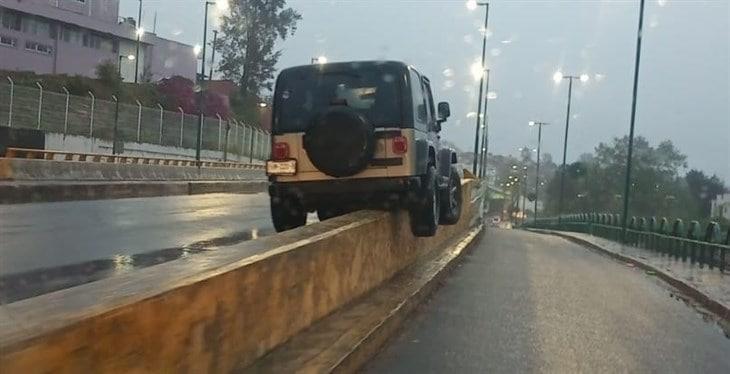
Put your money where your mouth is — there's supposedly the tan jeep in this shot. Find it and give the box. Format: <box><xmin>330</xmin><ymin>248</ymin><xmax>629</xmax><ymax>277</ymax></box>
<box><xmin>266</xmin><ymin>60</ymin><xmax>461</xmax><ymax>237</ymax></box>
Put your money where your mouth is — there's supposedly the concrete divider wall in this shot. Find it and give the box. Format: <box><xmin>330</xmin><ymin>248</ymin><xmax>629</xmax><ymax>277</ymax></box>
<box><xmin>0</xmin><ymin>158</ymin><xmax>266</xmax><ymax>181</ymax></box>
<box><xmin>0</xmin><ymin>180</ymin><xmax>482</xmax><ymax>373</ymax></box>
<box><xmin>44</xmin><ymin>133</ymin><xmax>266</xmax><ymax>165</ymax></box>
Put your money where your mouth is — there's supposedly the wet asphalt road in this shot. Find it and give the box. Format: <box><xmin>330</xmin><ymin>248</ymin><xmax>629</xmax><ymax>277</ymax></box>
<box><xmin>366</xmin><ymin>228</ymin><xmax>730</xmax><ymax>373</ymax></box>
<box><xmin>0</xmin><ymin>193</ymin><xmax>275</xmax><ymax>303</ymax></box>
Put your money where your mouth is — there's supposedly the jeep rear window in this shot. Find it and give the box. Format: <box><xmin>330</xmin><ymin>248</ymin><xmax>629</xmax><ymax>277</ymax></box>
<box><xmin>274</xmin><ymin>66</ymin><xmax>402</xmax><ymax>133</ymax></box>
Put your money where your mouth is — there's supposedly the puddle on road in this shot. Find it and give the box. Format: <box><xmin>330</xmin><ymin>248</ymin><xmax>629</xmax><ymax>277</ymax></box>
<box><xmin>662</xmin><ymin>283</ymin><xmax>730</xmax><ymax>339</ymax></box>
<box><xmin>0</xmin><ymin>228</ymin><xmax>274</xmax><ymax>304</ymax></box>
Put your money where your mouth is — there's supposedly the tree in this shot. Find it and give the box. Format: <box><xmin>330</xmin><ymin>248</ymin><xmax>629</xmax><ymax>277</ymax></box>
<box><xmin>156</xmin><ymin>76</ymin><xmax>196</xmax><ymax>113</ymax></box>
<box><xmin>204</xmin><ymin>92</ymin><xmax>231</xmax><ymax>119</ymax></box>
<box><xmin>686</xmin><ymin>169</ymin><xmax>727</xmax><ymax>218</ymax></box>
<box><xmin>542</xmin><ymin>136</ymin><xmax>696</xmax><ymax>219</ymax></box>
<box><xmin>216</xmin><ymin>0</ymin><xmax>301</xmax><ymax>98</ymax></box>
<box><xmin>155</xmin><ymin>76</ymin><xmax>231</xmax><ymax>118</ymax></box>
<box><xmin>95</xmin><ymin>60</ymin><xmax>120</xmax><ymax>88</ymax></box>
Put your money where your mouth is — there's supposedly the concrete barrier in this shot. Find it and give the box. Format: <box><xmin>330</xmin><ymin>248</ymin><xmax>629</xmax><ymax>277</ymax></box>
<box><xmin>0</xmin><ymin>158</ymin><xmax>265</xmax><ymax>181</ymax></box>
<box><xmin>0</xmin><ymin>180</ymin><xmax>268</xmax><ymax>204</ymax></box>
<box><xmin>0</xmin><ymin>180</ymin><xmax>481</xmax><ymax>373</ymax></box>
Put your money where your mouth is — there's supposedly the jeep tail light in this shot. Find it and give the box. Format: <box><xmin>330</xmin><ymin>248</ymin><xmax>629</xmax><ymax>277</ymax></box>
<box><xmin>392</xmin><ymin>136</ymin><xmax>408</xmax><ymax>155</ymax></box>
<box><xmin>272</xmin><ymin>142</ymin><xmax>290</xmax><ymax>160</ymax></box>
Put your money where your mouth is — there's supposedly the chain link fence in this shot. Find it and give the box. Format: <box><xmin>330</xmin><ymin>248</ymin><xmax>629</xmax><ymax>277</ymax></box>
<box><xmin>0</xmin><ymin>81</ymin><xmax>270</xmax><ymax>161</ymax></box>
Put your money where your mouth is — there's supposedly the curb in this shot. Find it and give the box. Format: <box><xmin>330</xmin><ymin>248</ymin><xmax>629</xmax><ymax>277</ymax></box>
<box><xmin>526</xmin><ymin>228</ymin><xmax>730</xmax><ymax>322</ymax></box>
<box><xmin>246</xmin><ymin>224</ymin><xmax>485</xmax><ymax>373</ymax></box>
<box><xmin>330</xmin><ymin>226</ymin><xmax>484</xmax><ymax>373</ymax></box>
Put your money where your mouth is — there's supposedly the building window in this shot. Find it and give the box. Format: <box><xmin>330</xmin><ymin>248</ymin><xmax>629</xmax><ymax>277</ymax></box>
<box><xmin>22</xmin><ymin>17</ymin><xmax>52</xmax><ymax>38</ymax></box>
<box><xmin>99</xmin><ymin>37</ymin><xmax>114</xmax><ymax>52</ymax></box>
<box><xmin>0</xmin><ymin>35</ymin><xmax>17</xmax><ymax>48</ymax></box>
<box><xmin>1</xmin><ymin>9</ymin><xmax>22</xmax><ymax>31</ymax></box>
<box><xmin>25</xmin><ymin>41</ymin><xmax>54</xmax><ymax>55</ymax></box>
<box><xmin>61</xmin><ymin>26</ymin><xmax>83</xmax><ymax>45</ymax></box>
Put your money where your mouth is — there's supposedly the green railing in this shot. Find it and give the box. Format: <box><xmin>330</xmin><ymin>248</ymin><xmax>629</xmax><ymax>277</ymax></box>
<box><xmin>527</xmin><ymin>213</ymin><xmax>730</xmax><ymax>273</ymax></box>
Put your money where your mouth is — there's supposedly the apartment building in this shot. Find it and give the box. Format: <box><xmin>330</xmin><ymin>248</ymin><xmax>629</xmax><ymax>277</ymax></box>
<box><xmin>0</xmin><ymin>0</ymin><xmax>196</xmax><ymax>82</ymax></box>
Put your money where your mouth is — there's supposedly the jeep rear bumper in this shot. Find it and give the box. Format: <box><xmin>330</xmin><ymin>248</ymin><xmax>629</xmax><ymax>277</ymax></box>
<box><xmin>269</xmin><ymin>176</ymin><xmax>422</xmax><ymax>209</ymax></box>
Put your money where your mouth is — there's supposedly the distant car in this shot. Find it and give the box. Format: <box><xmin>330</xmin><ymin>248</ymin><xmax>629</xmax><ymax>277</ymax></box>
<box><xmin>266</xmin><ymin>60</ymin><xmax>462</xmax><ymax>237</ymax></box>
<box><xmin>490</xmin><ymin>216</ymin><xmax>501</xmax><ymax>227</ymax></box>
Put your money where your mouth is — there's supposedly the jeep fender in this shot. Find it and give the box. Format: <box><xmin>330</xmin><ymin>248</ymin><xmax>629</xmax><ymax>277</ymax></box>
<box><xmin>414</xmin><ymin>139</ymin><xmax>430</xmax><ymax>174</ymax></box>
<box><xmin>437</xmin><ymin>148</ymin><xmax>456</xmax><ymax>189</ymax></box>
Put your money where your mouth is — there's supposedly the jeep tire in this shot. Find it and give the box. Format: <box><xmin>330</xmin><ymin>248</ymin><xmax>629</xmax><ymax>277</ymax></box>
<box><xmin>439</xmin><ymin>165</ymin><xmax>462</xmax><ymax>225</ymax></box>
<box><xmin>317</xmin><ymin>205</ymin><xmax>348</xmax><ymax>222</ymax></box>
<box><xmin>271</xmin><ymin>194</ymin><xmax>307</xmax><ymax>232</ymax></box>
<box><xmin>409</xmin><ymin>166</ymin><xmax>440</xmax><ymax>237</ymax></box>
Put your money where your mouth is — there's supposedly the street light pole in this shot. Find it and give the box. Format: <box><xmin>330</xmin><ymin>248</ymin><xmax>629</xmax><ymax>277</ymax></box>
<box><xmin>621</xmin><ymin>0</ymin><xmax>646</xmax><ymax>243</ymax></box>
<box><xmin>469</xmin><ymin>1</ymin><xmax>489</xmax><ymax>176</ymax></box>
<box><xmin>134</xmin><ymin>0</ymin><xmax>142</xmax><ymax>84</ymax></box>
<box><xmin>558</xmin><ymin>77</ymin><xmax>573</xmax><ymax>225</ymax></box>
<box><xmin>521</xmin><ymin>173</ymin><xmax>527</xmax><ymax>226</ymax></box>
<box><xmin>553</xmin><ymin>72</ymin><xmax>588</xmax><ymax>224</ymax></box>
<box><xmin>113</xmin><ymin>55</ymin><xmax>135</xmax><ymax>155</ymax></box>
<box><xmin>197</xmin><ymin>2</ymin><xmax>214</xmax><ymax>164</ymax></box>
<box><xmin>529</xmin><ymin>121</ymin><xmax>548</xmax><ymax>223</ymax></box>
<box><xmin>209</xmin><ymin>30</ymin><xmax>218</xmax><ymax>82</ymax></box>
<box><xmin>478</xmin><ymin>68</ymin><xmax>491</xmax><ymax>178</ymax></box>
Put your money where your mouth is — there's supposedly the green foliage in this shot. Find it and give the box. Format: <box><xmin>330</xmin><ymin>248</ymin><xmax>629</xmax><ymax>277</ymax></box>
<box><xmin>95</xmin><ymin>60</ymin><xmax>120</xmax><ymax>88</ymax></box>
<box><xmin>540</xmin><ymin>136</ymin><xmax>721</xmax><ymax>221</ymax></box>
<box><xmin>2</xmin><ymin>69</ymin><xmax>161</xmax><ymax>107</ymax></box>
<box><xmin>686</xmin><ymin>169</ymin><xmax>727</xmax><ymax>217</ymax></box>
<box><xmin>216</xmin><ymin>0</ymin><xmax>301</xmax><ymax>98</ymax></box>
<box><xmin>229</xmin><ymin>90</ymin><xmax>262</xmax><ymax>124</ymax></box>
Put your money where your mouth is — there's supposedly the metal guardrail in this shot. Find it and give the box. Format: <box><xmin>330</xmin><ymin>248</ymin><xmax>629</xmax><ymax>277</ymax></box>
<box><xmin>3</xmin><ymin>147</ymin><xmax>265</xmax><ymax>170</ymax></box>
<box><xmin>0</xmin><ymin>81</ymin><xmax>272</xmax><ymax>160</ymax></box>
<box><xmin>528</xmin><ymin>214</ymin><xmax>729</xmax><ymax>272</ymax></box>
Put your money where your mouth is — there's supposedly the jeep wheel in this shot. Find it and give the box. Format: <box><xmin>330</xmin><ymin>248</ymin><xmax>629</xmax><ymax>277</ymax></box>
<box><xmin>271</xmin><ymin>195</ymin><xmax>307</xmax><ymax>232</ymax></box>
<box><xmin>409</xmin><ymin>166</ymin><xmax>440</xmax><ymax>237</ymax></box>
<box><xmin>439</xmin><ymin>166</ymin><xmax>462</xmax><ymax>225</ymax></box>
<box><xmin>317</xmin><ymin>206</ymin><xmax>348</xmax><ymax>221</ymax></box>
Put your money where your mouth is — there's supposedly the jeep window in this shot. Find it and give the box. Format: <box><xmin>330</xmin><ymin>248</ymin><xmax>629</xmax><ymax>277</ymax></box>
<box><xmin>409</xmin><ymin>69</ymin><xmax>428</xmax><ymax>131</ymax></box>
<box><xmin>422</xmin><ymin>78</ymin><xmax>437</xmax><ymax>131</ymax></box>
<box><xmin>274</xmin><ymin>67</ymin><xmax>401</xmax><ymax>133</ymax></box>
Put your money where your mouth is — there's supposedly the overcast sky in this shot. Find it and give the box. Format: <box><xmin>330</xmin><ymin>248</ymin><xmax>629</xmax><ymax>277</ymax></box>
<box><xmin>121</xmin><ymin>0</ymin><xmax>729</xmax><ymax>182</ymax></box>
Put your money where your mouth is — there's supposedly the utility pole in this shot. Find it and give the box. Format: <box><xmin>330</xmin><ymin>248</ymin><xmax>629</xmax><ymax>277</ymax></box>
<box><xmin>529</xmin><ymin>121</ymin><xmax>548</xmax><ymax>223</ymax></box>
<box><xmin>134</xmin><ymin>0</ymin><xmax>142</xmax><ymax>84</ymax></box>
<box><xmin>553</xmin><ymin>72</ymin><xmax>589</xmax><ymax>223</ymax></box>
<box><xmin>621</xmin><ymin>0</ymin><xmax>646</xmax><ymax>243</ymax></box>
<box><xmin>469</xmin><ymin>2</ymin><xmax>489</xmax><ymax>175</ymax></box>
<box><xmin>209</xmin><ymin>30</ymin><xmax>218</xmax><ymax>82</ymax></box>
<box><xmin>478</xmin><ymin>69</ymin><xmax>491</xmax><ymax>179</ymax></box>
<box><xmin>196</xmin><ymin>2</ymin><xmax>213</xmax><ymax>163</ymax></box>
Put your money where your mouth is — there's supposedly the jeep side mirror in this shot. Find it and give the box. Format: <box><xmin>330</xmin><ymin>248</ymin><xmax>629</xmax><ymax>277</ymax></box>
<box><xmin>437</xmin><ymin>102</ymin><xmax>451</xmax><ymax>123</ymax></box>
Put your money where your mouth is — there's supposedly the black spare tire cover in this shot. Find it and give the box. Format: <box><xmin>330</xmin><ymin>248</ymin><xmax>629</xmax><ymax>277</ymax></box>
<box><xmin>303</xmin><ymin>107</ymin><xmax>375</xmax><ymax>178</ymax></box>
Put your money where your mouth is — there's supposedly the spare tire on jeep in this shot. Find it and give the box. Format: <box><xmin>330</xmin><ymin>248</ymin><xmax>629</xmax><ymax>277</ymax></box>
<box><xmin>303</xmin><ymin>106</ymin><xmax>375</xmax><ymax>178</ymax></box>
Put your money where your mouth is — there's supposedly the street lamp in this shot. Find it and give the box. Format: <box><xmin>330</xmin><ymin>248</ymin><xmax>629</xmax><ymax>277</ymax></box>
<box><xmin>621</xmin><ymin>0</ymin><xmax>647</xmax><ymax>243</ymax></box>
<box><xmin>311</xmin><ymin>56</ymin><xmax>328</xmax><ymax>64</ymax></box>
<box><xmin>467</xmin><ymin>1</ymin><xmax>489</xmax><ymax>176</ymax></box>
<box><xmin>113</xmin><ymin>54</ymin><xmax>136</xmax><ymax>155</ymax></box>
<box><xmin>215</xmin><ymin>0</ymin><xmax>229</xmax><ymax>11</ymax></box>
<box><xmin>553</xmin><ymin>71</ymin><xmax>589</xmax><ymax>224</ymax></box>
<box><xmin>529</xmin><ymin>121</ymin><xmax>548</xmax><ymax>223</ymax></box>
